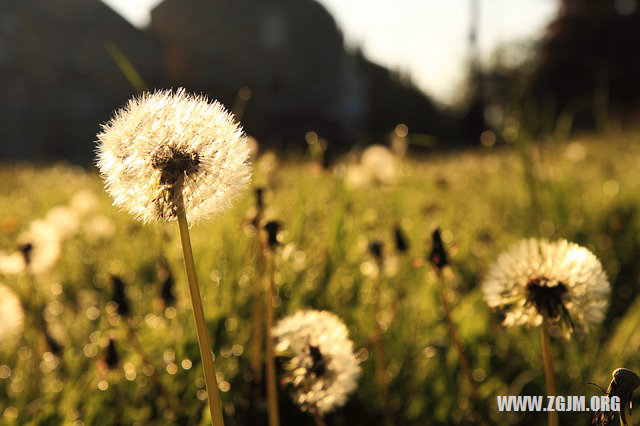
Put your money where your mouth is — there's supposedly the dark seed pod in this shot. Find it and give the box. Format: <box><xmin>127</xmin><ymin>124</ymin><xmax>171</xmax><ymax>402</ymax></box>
<box><xmin>368</xmin><ymin>240</ymin><xmax>384</xmax><ymax>261</ymax></box>
<box><xmin>104</xmin><ymin>338</ymin><xmax>119</xmax><ymax>370</ymax></box>
<box><xmin>158</xmin><ymin>257</ymin><xmax>176</xmax><ymax>307</ymax></box>
<box><xmin>263</xmin><ymin>221</ymin><xmax>282</xmax><ymax>251</ymax></box>
<box><xmin>45</xmin><ymin>330</ymin><xmax>63</xmax><ymax>356</ymax></box>
<box><xmin>428</xmin><ymin>228</ymin><xmax>448</xmax><ymax>270</ymax></box>
<box><xmin>110</xmin><ymin>275</ymin><xmax>131</xmax><ymax>317</ymax></box>
<box><xmin>18</xmin><ymin>242</ymin><xmax>33</xmax><ymax>266</ymax></box>
<box><xmin>393</xmin><ymin>224</ymin><xmax>409</xmax><ymax>254</ymax></box>
<box><xmin>592</xmin><ymin>368</ymin><xmax>640</xmax><ymax>425</ymax></box>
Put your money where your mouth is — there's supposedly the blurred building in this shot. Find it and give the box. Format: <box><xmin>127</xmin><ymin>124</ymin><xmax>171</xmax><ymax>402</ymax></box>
<box><xmin>0</xmin><ymin>0</ymin><xmax>452</xmax><ymax>163</ymax></box>
<box><xmin>0</xmin><ymin>0</ymin><xmax>161</xmax><ymax>163</ymax></box>
<box><xmin>532</xmin><ymin>0</ymin><xmax>640</xmax><ymax>130</ymax></box>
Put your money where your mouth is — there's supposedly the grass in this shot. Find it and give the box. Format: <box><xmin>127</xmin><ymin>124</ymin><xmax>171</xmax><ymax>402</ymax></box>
<box><xmin>1</xmin><ymin>132</ymin><xmax>640</xmax><ymax>425</ymax></box>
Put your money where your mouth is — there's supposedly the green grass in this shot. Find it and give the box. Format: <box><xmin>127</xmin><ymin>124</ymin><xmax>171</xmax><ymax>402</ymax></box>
<box><xmin>2</xmin><ymin>133</ymin><xmax>640</xmax><ymax>425</ymax></box>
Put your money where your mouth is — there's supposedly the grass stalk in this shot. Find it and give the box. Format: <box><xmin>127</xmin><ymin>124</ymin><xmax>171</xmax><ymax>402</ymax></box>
<box><xmin>436</xmin><ymin>270</ymin><xmax>476</xmax><ymax>397</ymax></box>
<box><xmin>176</xmin><ymin>206</ymin><xmax>224</xmax><ymax>426</ymax></box>
<box><xmin>539</xmin><ymin>322</ymin><xmax>558</xmax><ymax>426</ymax></box>
<box><xmin>251</xmin><ymin>226</ymin><xmax>265</xmax><ymax>386</ymax></box>
<box><xmin>264</xmin><ymin>248</ymin><xmax>280</xmax><ymax>426</ymax></box>
<box><xmin>373</xmin><ymin>257</ymin><xmax>393</xmax><ymax>426</ymax></box>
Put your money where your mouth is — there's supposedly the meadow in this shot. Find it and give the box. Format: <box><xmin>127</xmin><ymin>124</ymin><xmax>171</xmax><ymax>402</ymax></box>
<box><xmin>1</xmin><ymin>132</ymin><xmax>640</xmax><ymax>425</ymax></box>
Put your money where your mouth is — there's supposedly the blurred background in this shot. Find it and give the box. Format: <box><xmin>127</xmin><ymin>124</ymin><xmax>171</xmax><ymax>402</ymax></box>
<box><xmin>3</xmin><ymin>1</ymin><xmax>640</xmax><ymax>425</ymax></box>
<box><xmin>2</xmin><ymin>0</ymin><xmax>639</xmax><ymax>163</ymax></box>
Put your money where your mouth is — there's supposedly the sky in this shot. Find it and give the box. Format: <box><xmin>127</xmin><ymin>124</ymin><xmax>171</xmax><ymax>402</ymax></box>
<box><xmin>100</xmin><ymin>0</ymin><xmax>559</xmax><ymax>104</ymax></box>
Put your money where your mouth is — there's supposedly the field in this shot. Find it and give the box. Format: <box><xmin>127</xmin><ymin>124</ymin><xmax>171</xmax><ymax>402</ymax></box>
<box><xmin>2</xmin><ymin>133</ymin><xmax>640</xmax><ymax>425</ymax></box>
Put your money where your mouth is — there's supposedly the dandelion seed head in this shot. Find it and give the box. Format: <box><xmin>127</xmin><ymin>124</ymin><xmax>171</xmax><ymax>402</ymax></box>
<box><xmin>272</xmin><ymin>310</ymin><xmax>361</xmax><ymax>415</ymax></box>
<box><xmin>0</xmin><ymin>285</ymin><xmax>24</xmax><ymax>340</ymax></box>
<box><xmin>70</xmin><ymin>190</ymin><xmax>100</xmax><ymax>216</ymax></box>
<box><xmin>16</xmin><ymin>220</ymin><xmax>61</xmax><ymax>274</ymax></box>
<box><xmin>360</xmin><ymin>145</ymin><xmax>399</xmax><ymax>185</ymax></box>
<box><xmin>96</xmin><ymin>88</ymin><xmax>252</xmax><ymax>224</ymax></box>
<box><xmin>482</xmin><ymin>238</ymin><xmax>610</xmax><ymax>336</ymax></box>
<box><xmin>45</xmin><ymin>206</ymin><xmax>80</xmax><ymax>238</ymax></box>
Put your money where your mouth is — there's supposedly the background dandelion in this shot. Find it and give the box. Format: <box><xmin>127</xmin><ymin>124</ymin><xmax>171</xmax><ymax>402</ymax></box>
<box><xmin>0</xmin><ymin>285</ymin><xmax>24</xmax><ymax>341</ymax></box>
<box><xmin>273</xmin><ymin>310</ymin><xmax>361</xmax><ymax>417</ymax></box>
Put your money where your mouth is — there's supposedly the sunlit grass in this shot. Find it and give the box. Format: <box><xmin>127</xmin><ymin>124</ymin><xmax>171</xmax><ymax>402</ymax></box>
<box><xmin>1</xmin><ymin>133</ymin><xmax>640</xmax><ymax>424</ymax></box>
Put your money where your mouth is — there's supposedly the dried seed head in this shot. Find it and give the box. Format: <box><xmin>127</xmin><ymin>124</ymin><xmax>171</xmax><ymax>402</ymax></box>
<box><xmin>429</xmin><ymin>228</ymin><xmax>448</xmax><ymax>270</ymax></box>
<box><xmin>263</xmin><ymin>220</ymin><xmax>282</xmax><ymax>251</ymax></box>
<box><xmin>483</xmin><ymin>239</ymin><xmax>610</xmax><ymax>336</ymax></box>
<box><xmin>158</xmin><ymin>256</ymin><xmax>176</xmax><ymax>307</ymax></box>
<box><xmin>368</xmin><ymin>240</ymin><xmax>384</xmax><ymax>260</ymax></box>
<box><xmin>592</xmin><ymin>368</ymin><xmax>640</xmax><ymax>425</ymax></box>
<box><xmin>272</xmin><ymin>310</ymin><xmax>361</xmax><ymax>415</ymax></box>
<box><xmin>104</xmin><ymin>338</ymin><xmax>119</xmax><ymax>370</ymax></box>
<box><xmin>110</xmin><ymin>275</ymin><xmax>131</xmax><ymax>318</ymax></box>
<box><xmin>393</xmin><ymin>224</ymin><xmax>409</xmax><ymax>254</ymax></box>
<box><xmin>96</xmin><ymin>88</ymin><xmax>252</xmax><ymax>224</ymax></box>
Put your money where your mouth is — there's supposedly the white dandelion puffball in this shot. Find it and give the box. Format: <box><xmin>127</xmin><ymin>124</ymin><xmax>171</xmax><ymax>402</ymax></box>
<box><xmin>45</xmin><ymin>205</ymin><xmax>80</xmax><ymax>238</ymax></box>
<box><xmin>360</xmin><ymin>144</ymin><xmax>399</xmax><ymax>185</ymax></box>
<box><xmin>482</xmin><ymin>238</ymin><xmax>610</xmax><ymax>335</ymax></box>
<box><xmin>96</xmin><ymin>88</ymin><xmax>252</xmax><ymax>224</ymax></box>
<box><xmin>69</xmin><ymin>190</ymin><xmax>100</xmax><ymax>217</ymax></box>
<box><xmin>0</xmin><ymin>285</ymin><xmax>24</xmax><ymax>340</ymax></box>
<box><xmin>16</xmin><ymin>220</ymin><xmax>62</xmax><ymax>274</ymax></box>
<box><xmin>272</xmin><ymin>310</ymin><xmax>361</xmax><ymax>415</ymax></box>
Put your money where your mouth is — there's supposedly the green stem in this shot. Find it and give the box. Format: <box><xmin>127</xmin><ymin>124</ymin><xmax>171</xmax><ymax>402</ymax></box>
<box><xmin>176</xmin><ymin>207</ymin><xmax>224</xmax><ymax>426</ymax></box>
<box><xmin>373</xmin><ymin>258</ymin><xmax>393</xmax><ymax>426</ymax></box>
<box><xmin>265</xmin><ymin>249</ymin><xmax>280</xmax><ymax>426</ymax></box>
<box><xmin>539</xmin><ymin>323</ymin><xmax>558</xmax><ymax>426</ymax></box>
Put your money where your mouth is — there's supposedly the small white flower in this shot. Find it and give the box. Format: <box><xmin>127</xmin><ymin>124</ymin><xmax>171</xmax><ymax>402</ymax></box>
<box><xmin>96</xmin><ymin>88</ymin><xmax>252</xmax><ymax>224</ymax></box>
<box><xmin>0</xmin><ymin>285</ymin><xmax>24</xmax><ymax>340</ymax></box>
<box><xmin>482</xmin><ymin>238</ymin><xmax>610</xmax><ymax>335</ymax></box>
<box><xmin>273</xmin><ymin>310</ymin><xmax>361</xmax><ymax>415</ymax></box>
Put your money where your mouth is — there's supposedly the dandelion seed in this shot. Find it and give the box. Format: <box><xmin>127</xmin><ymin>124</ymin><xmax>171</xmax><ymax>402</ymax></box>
<box><xmin>482</xmin><ymin>238</ymin><xmax>610</xmax><ymax>336</ymax></box>
<box><xmin>0</xmin><ymin>285</ymin><xmax>24</xmax><ymax>340</ymax></box>
<box><xmin>273</xmin><ymin>310</ymin><xmax>361</xmax><ymax>415</ymax></box>
<box><xmin>96</xmin><ymin>88</ymin><xmax>251</xmax><ymax>224</ymax></box>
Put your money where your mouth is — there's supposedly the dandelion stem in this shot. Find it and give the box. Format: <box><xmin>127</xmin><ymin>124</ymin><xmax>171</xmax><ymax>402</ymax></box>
<box><xmin>176</xmin><ymin>207</ymin><xmax>224</xmax><ymax>426</ymax></box>
<box><xmin>435</xmin><ymin>269</ymin><xmax>480</xmax><ymax>418</ymax></box>
<box><xmin>251</xmin><ymin>225</ymin><xmax>265</xmax><ymax>386</ymax></box>
<box><xmin>264</xmin><ymin>249</ymin><xmax>280</xmax><ymax>426</ymax></box>
<box><xmin>539</xmin><ymin>322</ymin><xmax>558</xmax><ymax>426</ymax></box>
<box><xmin>372</xmin><ymin>257</ymin><xmax>393</xmax><ymax>426</ymax></box>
